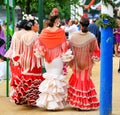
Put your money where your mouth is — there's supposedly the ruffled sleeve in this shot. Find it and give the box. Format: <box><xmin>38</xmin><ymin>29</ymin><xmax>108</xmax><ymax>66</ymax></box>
<box><xmin>34</xmin><ymin>39</ymin><xmax>69</xmax><ymax>63</ymax></box>
<box><xmin>4</xmin><ymin>32</ymin><xmax>17</xmax><ymax>59</ymax></box>
<box><xmin>92</xmin><ymin>39</ymin><xmax>100</xmax><ymax>61</ymax></box>
<box><xmin>34</xmin><ymin>38</ymin><xmax>46</xmax><ymax>58</ymax></box>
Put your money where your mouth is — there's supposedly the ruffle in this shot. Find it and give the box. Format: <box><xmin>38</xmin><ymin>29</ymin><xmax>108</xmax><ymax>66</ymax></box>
<box><xmin>36</xmin><ymin>73</ymin><xmax>67</xmax><ymax>110</ymax></box>
<box><xmin>67</xmin><ymin>73</ymin><xmax>99</xmax><ymax>110</ymax></box>
<box><xmin>34</xmin><ymin>41</ymin><xmax>68</xmax><ymax>63</ymax></box>
<box><xmin>10</xmin><ymin>65</ymin><xmax>44</xmax><ymax>106</ymax></box>
<box><xmin>4</xmin><ymin>48</ymin><xmax>13</xmax><ymax>59</ymax></box>
<box><xmin>10</xmin><ymin>74</ymin><xmax>44</xmax><ymax>106</ymax></box>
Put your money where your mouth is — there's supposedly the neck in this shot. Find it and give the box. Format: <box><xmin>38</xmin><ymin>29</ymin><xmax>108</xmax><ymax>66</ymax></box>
<box><xmin>47</xmin><ymin>26</ymin><xmax>59</xmax><ymax>32</ymax></box>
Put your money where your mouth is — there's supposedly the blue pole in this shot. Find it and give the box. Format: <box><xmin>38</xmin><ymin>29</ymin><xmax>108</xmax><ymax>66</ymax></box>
<box><xmin>100</xmin><ymin>20</ymin><xmax>113</xmax><ymax>115</ymax></box>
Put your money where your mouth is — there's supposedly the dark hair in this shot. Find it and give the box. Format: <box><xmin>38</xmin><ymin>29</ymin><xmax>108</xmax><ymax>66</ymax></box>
<box><xmin>24</xmin><ymin>19</ymin><xmax>35</xmax><ymax>30</ymax></box>
<box><xmin>48</xmin><ymin>14</ymin><xmax>59</xmax><ymax>27</ymax></box>
<box><xmin>0</xmin><ymin>54</ymin><xmax>7</xmax><ymax>61</ymax></box>
<box><xmin>17</xmin><ymin>19</ymin><xmax>28</xmax><ymax>29</ymax></box>
<box><xmin>116</xmin><ymin>16</ymin><xmax>120</xmax><ymax>20</ymax></box>
<box><xmin>80</xmin><ymin>17</ymin><xmax>89</xmax><ymax>33</ymax></box>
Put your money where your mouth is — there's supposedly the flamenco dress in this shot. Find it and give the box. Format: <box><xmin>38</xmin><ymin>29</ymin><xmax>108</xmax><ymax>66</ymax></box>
<box><xmin>5</xmin><ymin>31</ymin><xmax>44</xmax><ymax>105</ymax></box>
<box><xmin>35</xmin><ymin>28</ymin><xmax>69</xmax><ymax>110</ymax></box>
<box><xmin>67</xmin><ymin>32</ymin><xmax>100</xmax><ymax>110</ymax></box>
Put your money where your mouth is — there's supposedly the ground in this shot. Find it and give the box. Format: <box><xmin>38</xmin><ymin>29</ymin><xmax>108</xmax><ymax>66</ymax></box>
<box><xmin>0</xmin><ymin>57</ymin><xmax>120</xmax><ymax>115</ymax></box>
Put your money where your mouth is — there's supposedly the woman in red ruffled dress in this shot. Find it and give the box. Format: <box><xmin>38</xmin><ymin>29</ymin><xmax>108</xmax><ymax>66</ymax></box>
<box><xmin>34</xmin><ymin>8</ymin><xmax>69</xmax><ymax>110</ymax></box>
<box><xmin>4</xmin><ymin>17</ymin><xmax>44</xmax><ymax>106</ymax></box>
<box><xmin>67</xmin><ymin>17</ymin><xmax>100</xmax><ymax>110</ymax></box>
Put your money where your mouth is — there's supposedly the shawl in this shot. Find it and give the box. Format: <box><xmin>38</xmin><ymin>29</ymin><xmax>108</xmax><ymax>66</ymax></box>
<box><xmin>4</xmin><ymin>29</ymin><xmax>27</xmax><ymax>59</ymax></box>
<box><xmin>69</xmin><ymin>31</ymin><xmax>100</xmax><ymax>71</ymax></box>
<box><xmin>39</xmin><ymin>28</ymin><xmax>66</xmax><ymax>49</ymax></box>
<box><xmin>19</xmin><ymin>31</ymin><xmax>41</xmax><ymax>74</ymax></box>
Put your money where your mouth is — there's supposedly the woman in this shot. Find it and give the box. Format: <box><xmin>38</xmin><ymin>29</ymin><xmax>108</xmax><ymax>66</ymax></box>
<box><xmin>5</xmin><ymin>17</ymin><xmax>44</xmax><ymax>106</ymax></box>
<box><xmin>114</xmin><ymin>16</ymin><xmax>120</xmax><ymax>56</ymax></box>
<box><xmin>67</xmin><ymin>17</ymin><xmax>100</xmax><ymax>110</ymax></box>
<box><xmin>35</xmin><ymin>8</ymin><xmax>69</xmax><ymax>110</ymax></box>
<box><xmin>0</xmin><ymin>24</ymin><xmax>6</xmax><ymax>59</ymax></box>
<box><xmin>0</xmin><ymin>24</ymin><xmax>6</xmax><ymax>80</ymax></box>
<box><xmin>5</xmin><ymin>19</ymin><xmax>28</xmax><ymax>61</ymax></box>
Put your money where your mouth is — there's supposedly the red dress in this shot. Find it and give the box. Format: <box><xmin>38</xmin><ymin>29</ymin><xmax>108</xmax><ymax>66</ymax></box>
<box><xmin>10</xmin><ymin>61</ymin><xmax>44</xmax><ymax>105</ymax></box>
<box><xmin>67</xmin><ymin>31</ymin><xmax>100</xmax><ymax>110</ymax></box>
<box><xmin>5</xmin><ymin>30</ymin><xmax>44</xmax><ymax>106</ymax></box>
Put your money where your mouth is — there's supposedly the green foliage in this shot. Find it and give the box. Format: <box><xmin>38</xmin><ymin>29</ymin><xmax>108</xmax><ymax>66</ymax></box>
<box><xmin>0</xmin><ymin>1</ymin><xmax>4</xmax><ymax>5</ymax></box>
<box><xmin>70</xmin><ymin>0</ymin><xmax>79</xmax><ymax>5</ymax></box>
<box><xmin>43</xmin><ymin>0</ymin><xmax>70</xmax><ymax>19</ymax></box>
<box><xmin>96</xmin><ymin>14</ymin><xmax>118</xmax><ymax>28</ymax></box>
<box><xmin>14</xmin><ymin>0</ymin><xmax>71</xmax><ymax>19</ymax></box>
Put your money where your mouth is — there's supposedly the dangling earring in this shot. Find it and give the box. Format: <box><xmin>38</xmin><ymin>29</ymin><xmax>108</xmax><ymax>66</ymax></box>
<box><xmin>56</xmin><ymin>22</ymin><xmax>60</xmax><ymax>27</ymax></box>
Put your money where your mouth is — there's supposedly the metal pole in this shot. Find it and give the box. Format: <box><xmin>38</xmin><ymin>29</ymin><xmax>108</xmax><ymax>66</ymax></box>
<box><xmin>38</xmin><ymin>0</ymin><xmax>43</xmax><ymax>33</ymax></box>
<box><xmin>38</xmin><ymin>0</ymin><xmax>46</xmax><ymax>73</ymax></box>
<box><xmin>6</xmin><ymin>0</ymin><xmax>10</xmax><ymax>97</ymax></box>
<box><xmin>100</xmin><ymin>19</ymin><xmax>113</xmax><ymax>115</ymax></box>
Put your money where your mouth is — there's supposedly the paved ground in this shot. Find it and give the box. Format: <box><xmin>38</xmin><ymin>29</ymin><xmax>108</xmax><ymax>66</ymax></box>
<box><xmin>0</xmin><ymin>57</ymin><xmax>120</xmax><ymax>115</ymax></box>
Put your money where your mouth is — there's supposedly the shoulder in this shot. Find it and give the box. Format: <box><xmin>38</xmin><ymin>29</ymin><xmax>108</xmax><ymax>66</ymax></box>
<box><xmin>70</xmin><ymin>32</ymin><xmax>79</xmax><ymax>40</ymax></box>
<box><xmin>88</xmin><ymin>32</ymin><xmax>96</xmax><ymax>38</ymax></box>
<box><xmin>12</xmin><ymin>31</ymin><xmax>19</xmax><ymax>38</ymax></box>
<box><xmin>26</xmin><ymin>30</ymin><xmax>36</xmax><ymax>35</ymax></box>
<box><xmin>72</xmin><ymin>31</ymin><xmax>79</xmax><ymax>36</ymax></box>
<box><xmin>22</xmin><ymin>31</ymin><xmax>37</xmax><ymax>38</ymax></box>
<box><xmin>41</xmin><ymin>28</ymin><xmax>48</xmax><ymax>32</ymax></box>
<box><xmin>58</xmin><ymin>28</ymin><xmax>65</xmax><ymax>33</ymax></box>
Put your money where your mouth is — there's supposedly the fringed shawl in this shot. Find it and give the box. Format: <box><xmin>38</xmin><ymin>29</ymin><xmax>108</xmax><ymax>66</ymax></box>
<box><xmin>69</xmin><ymin>31</ymin><xmax>100</xmax><ymax>71</ymax></box>
<box><xmin>39</xmin><ymin>28</ymin><xmax>66</xmax><ymax>49</ymax></box>
<box><xmin>4</xmin><ymin>29</ymin><xmax>27</xmax><ymax>59</ymax></box>
<box><xmin>19</xmin><ymin>31</ymin><xmax>41</xmax><ymax>73</ymax></box>
<box><xmin>37</xmin><ymin>28</ymin><xmax>68</xmax><ymax>63</ymax></box>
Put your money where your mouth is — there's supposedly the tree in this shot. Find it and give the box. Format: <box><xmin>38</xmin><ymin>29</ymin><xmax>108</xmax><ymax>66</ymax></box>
<box><xmin>15</xmin><ymin>0</ymin><xmax>38</xmax><ymax>14</ymax></box>
<box><xmin>0</xmin><ymin>1</ymin><xmax>4</xmax><ymax>5</ymax></box>
<box><xmin>15</xmin><ymin>0</ymin><xmax>79</xmax><ymax>19</ymax></box>
<box><xmin>14</xmin><ymin>0</ymin><xmax>71</xmax><ymax>19</ymax></box>
<box><xmin>2</xmin><ymin>0</ymin><xmax>101</xmax><ymax>20</ymax></box>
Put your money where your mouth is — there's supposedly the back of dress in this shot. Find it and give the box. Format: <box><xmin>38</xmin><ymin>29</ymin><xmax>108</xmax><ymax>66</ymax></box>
<box><xmin>70</xmin><ymin>32</ymin><xmax>97</xmax><ymax>71</ymax></box>
<box><xmin>20</xmin><ymin>31</ymin><xmax>41</xmax><ymax>73</ymax></box>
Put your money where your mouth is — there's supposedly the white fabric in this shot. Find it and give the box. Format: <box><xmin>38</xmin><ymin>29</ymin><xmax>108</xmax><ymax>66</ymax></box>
<box><xmin>36</xmin><ymin>57</ymin><xmax>67</xmax><ymax>110</ymax></box>
<box><xmin>0</xmin><ymin>61</ymin><xmax>11</xmax><ymax>80</ymax></box>
<box><xmin>0</xmin><ymin>61</ymin><xmax>6</xmax><ymax>80</ymax></box>
<box><xmin>65</xmin><ymin>24</ymin><xmax>78</xmax><ymax>39</ymax></box>
<box><xmin>101</xmin><ymin>3</ymin><xmax>113</xmax><ymax>17</ymax></box>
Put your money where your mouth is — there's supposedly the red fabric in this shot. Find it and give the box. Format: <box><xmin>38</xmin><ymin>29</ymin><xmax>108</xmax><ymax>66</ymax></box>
<box><xmin>36</xmin><ymin>28</ymin><xmax>68</xmax><ymax>63</ymax></box>
<box><xmin>67</xmin><ymin>69</ymin><xmax>99</xmax><ymax>110</ymax></box>
<box><xmin>39</xmin><ymin>28</ymin><xmax>66</xmax><ymax>49</ymax></box>
<box><xmin>93</xmin><ymin>41</ymin><xmax>100</xmax><ymax>57</ymax></box>
<box><xmin>10</xmin><ymin>64</ymin><xmax>44</xmax><ymax>106</ymax></box>
<box><xmin>13</xmin><ymin>56</ymin><xmax>20</xmax><ymax>62</ymax></box>
<box><xmin>81</xmin><ymin>13</ymin><xmax>88</xmax><ymax>18</ymax></box>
